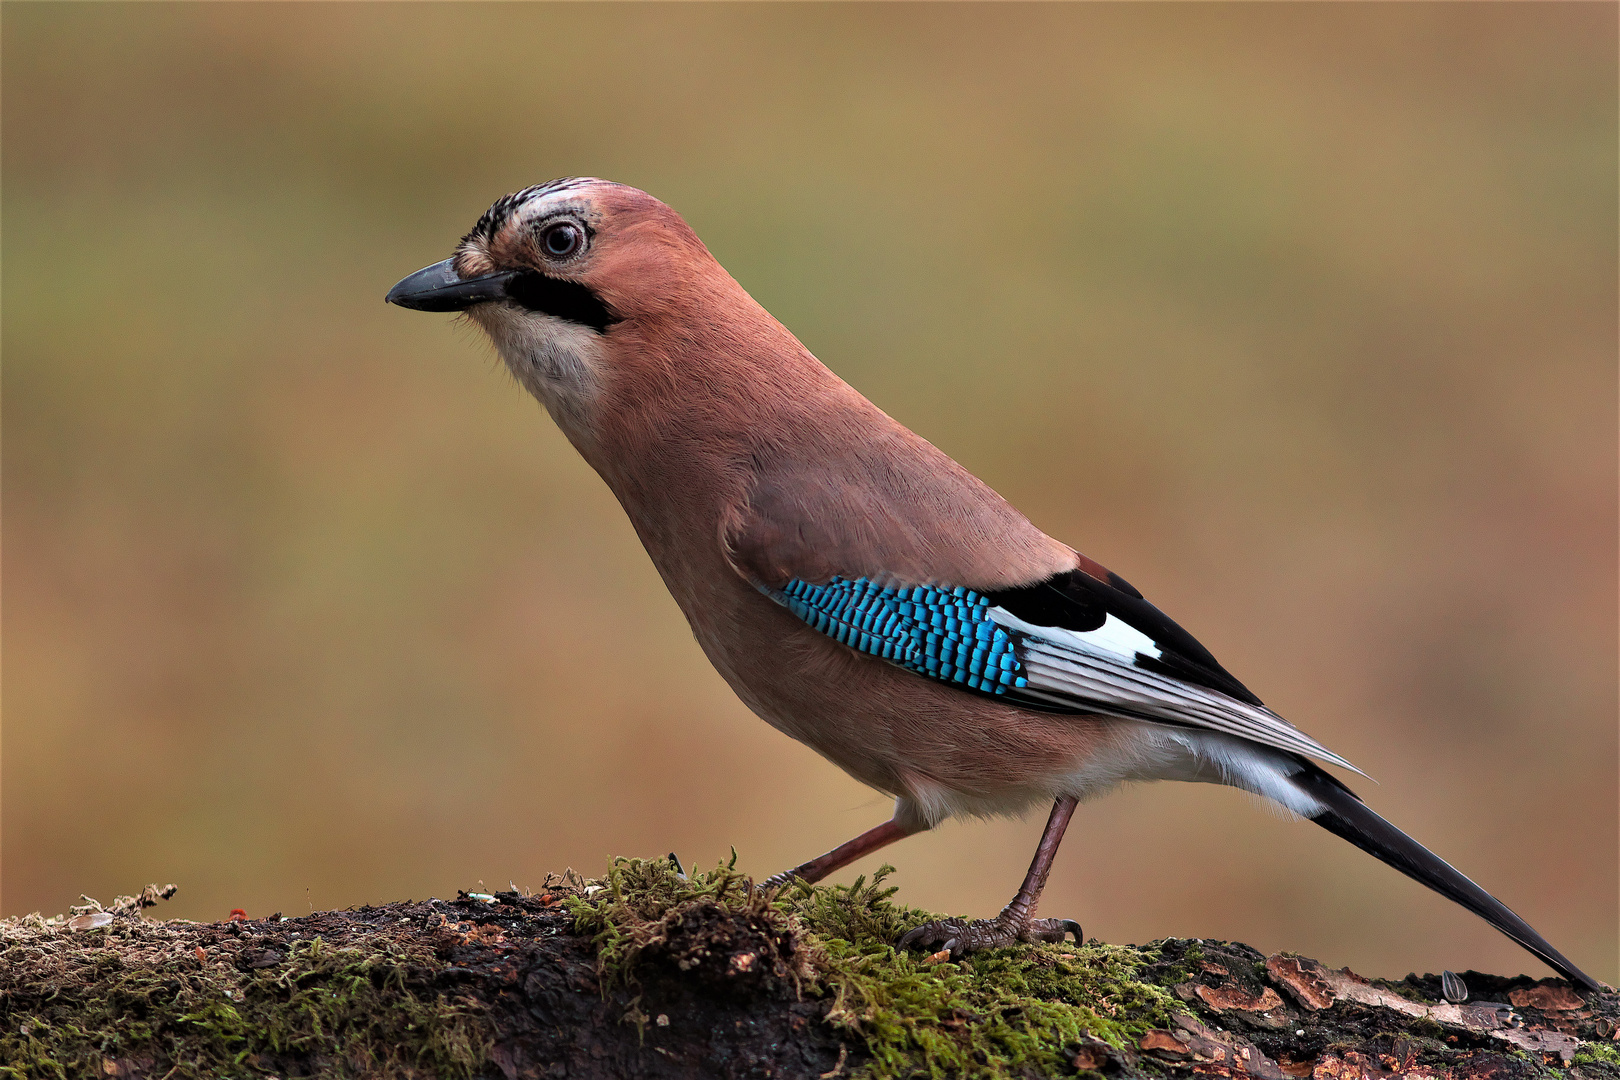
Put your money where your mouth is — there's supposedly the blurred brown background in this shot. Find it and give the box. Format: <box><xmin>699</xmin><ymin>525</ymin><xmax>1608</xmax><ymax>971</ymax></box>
<box><xmin>4</xmin><ymin>4</ymin><xmax>1615</xmax><ymax>984</ymax></box>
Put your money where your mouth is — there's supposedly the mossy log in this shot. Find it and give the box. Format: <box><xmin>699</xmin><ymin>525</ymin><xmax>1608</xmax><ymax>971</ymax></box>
<box><xmin>3</xmin><ymin>859</ymin><xmax>1615</xmax><ymax>1080</ymax></box>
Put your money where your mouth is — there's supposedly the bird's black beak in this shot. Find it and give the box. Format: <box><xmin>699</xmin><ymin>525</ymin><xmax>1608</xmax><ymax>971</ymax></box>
<box><xmin>385</xmin><ymin>259</ymin><xmax>520</xmax><ymax>312</ymax></box>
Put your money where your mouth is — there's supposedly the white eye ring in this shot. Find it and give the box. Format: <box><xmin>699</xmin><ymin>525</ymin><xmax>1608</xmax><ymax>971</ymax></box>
<box><xmin>539</xmin><ymin>220</ymin><xmax>585</xmax><ymax>260</ymax></box>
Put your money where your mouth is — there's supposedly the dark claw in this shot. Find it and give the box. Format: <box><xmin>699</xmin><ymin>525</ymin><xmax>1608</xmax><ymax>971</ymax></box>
<box><xmin>1026</xmin><ymin>917</ymin><xmax>1084</xmax><ymax>945</ymax></box>
<box><xmin>897</xmin><ymin>917</ymin><xmax>972</xmax><ymax>953</ymax></box>
<box><xmin>757</xmin><ymin>870</ymin><xmax>799</xmax><ymax>891</ymax></box>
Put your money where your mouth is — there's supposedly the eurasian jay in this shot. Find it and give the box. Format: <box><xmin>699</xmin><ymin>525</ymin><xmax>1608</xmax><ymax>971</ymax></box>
<box><xmin>387</xmin><ymin>178</ymin><xmax>1598</xmax><ymax>991</ymax></box>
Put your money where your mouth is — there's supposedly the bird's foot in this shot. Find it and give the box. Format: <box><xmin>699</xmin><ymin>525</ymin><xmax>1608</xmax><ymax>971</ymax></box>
<box><xmin>757</xmin><ymin>870</ymin><xmax>799</xmax><ymax>891</ymax></box>
<box><xmin>897</xmin><ymin>914</ymin><xmax>1082</xmax><ymax>958</ymax></box>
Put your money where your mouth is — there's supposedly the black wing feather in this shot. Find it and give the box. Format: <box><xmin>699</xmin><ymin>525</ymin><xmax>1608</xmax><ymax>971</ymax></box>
<box><xmin>986</xmin><ymin>568</ymin><xmax>1264</xmax><ymax>707</ymax></box>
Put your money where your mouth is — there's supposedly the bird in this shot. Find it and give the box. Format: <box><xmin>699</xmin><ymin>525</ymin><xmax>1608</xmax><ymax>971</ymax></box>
<box><xmin>386</xmin><ymin>177</ymin><xmax>1599</xmax><ymax>991</ymax></box>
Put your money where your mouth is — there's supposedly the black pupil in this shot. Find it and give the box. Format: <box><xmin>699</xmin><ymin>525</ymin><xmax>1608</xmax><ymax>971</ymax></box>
<box><xmin>546</xmin><ymin>225</ymin><xmax>578</xmax><ymax>256</ymax></box>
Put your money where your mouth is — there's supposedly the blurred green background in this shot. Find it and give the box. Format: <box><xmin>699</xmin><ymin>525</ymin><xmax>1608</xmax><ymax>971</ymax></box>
<box><xmin>4</xmin><ymin>3</ymin><xmax>1615</xmax><ymax>984</ymax></box>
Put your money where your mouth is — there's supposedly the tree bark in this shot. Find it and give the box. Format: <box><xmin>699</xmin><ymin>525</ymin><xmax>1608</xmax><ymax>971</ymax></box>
<box><xmin>2</xmin><ymin>869</ymin><xmax>1614</xmax><ymax>1080</ymax></box>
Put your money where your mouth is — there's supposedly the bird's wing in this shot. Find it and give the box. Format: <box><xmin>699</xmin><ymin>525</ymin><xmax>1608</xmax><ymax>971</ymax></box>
<box><xmin>723</xmin><ymin>443</ymin><xmax>1358</xmax><ymax>774</ymax></box>
<box><xmin>755</xmin><ymin>568</ymin><xmax>1363</xmax><ymax>776</ymax></box>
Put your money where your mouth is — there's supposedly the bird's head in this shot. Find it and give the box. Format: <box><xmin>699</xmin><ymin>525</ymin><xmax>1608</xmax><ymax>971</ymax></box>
<box><xmin>387</xmin><ymin>178</ymin><xmax>728</xmax><ymax>440</ymax></box>
<box><xmin>388</xmin><ymin>176</ymin><xmax>711</xmax><ymax>323</ymax></box>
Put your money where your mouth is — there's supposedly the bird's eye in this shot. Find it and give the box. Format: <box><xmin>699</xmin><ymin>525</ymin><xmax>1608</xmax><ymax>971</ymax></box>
<box><xmin>540</xmin><ymin>221</ymin><xmax>584</xmax><ymax>260</ymax></box>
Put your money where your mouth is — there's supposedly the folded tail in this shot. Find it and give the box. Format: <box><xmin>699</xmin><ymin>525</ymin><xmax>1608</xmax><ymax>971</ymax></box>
<box><xmin>1291</xmin><ymin>765</ymin><xmax>1601</xmax><ymax>993</ymax></box>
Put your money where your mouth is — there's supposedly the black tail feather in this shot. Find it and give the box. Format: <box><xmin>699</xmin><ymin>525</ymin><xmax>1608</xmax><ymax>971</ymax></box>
<box><xmin>1291</xmin><ymin>766</ymin><xmax>1601</xmax><ymax>993</ymax></box>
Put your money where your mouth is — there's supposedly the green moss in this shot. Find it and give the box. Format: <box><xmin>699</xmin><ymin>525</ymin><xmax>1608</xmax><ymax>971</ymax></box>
<box><xmin>1573</xmin><ymin>1041</ymin><xmax>1620</xmax><ymax>1069</ymax></box>
<box><xmin>1408</xmin><ymin>1015</ymin><xmax>1446</xmax><ymax>1039</ymax></box>
<box><xmin>1133</xmin><ymin>937</ymin><xmax>1204</xmax><ymax>987</ymax></box>
<box><xmin>568</xmin><ymin>848</ymin><xmax>797</xmax><ymax>992</ymax></box>
<box><xmin>0</xmin><ymin>928</ymin><xmax>488</xmax><ymax>1079</ymax></box>
<box><xmin>33</xmin><ymin>854</ymin><xmax>1550</xmax><ymax>1079</ymax></box>
<box><xmin>573</xmin><ymin>855</ymin><xmax>1177</xmax><ymax>1078</ymax></box>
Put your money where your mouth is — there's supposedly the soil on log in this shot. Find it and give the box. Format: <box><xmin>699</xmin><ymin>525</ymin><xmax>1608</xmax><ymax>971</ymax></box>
<box><xmin>2</xmin><ymin>859</ymin><xmax>1614</xmax><ymax>1080</ymax></box>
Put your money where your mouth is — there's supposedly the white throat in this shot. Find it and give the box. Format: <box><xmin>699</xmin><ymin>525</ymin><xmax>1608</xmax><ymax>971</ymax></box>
<box><xmin>470</xmin><ymin>305</ymin><xmax>605</xmax><ymax>447</ymax></box>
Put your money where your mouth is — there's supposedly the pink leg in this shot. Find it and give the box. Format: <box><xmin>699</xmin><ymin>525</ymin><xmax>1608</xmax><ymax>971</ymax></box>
<box><xmin>762</xmin><ymin>817</ymin><xmax>918</xmax><ymax>889</ymax></box>
<box><xmin>999</xmin><ymin>794</ymin><xmax>1079</xmax><ymax>927</ymax></box>
<box><xmin>898</xmin><ymin>796</ymin><xmax>1083</xmax><ymax>955</ymax></box>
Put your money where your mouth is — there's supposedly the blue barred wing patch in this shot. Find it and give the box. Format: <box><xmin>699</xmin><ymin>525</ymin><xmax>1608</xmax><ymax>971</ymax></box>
<box><xmin>775</xmin><ymin>577</ymin><xmax>1028</xmax><ymax>694</ymax></box>
<box><xmin>764</xmin><ymin>576</ymin><xmax>1362</xmax><ymax>774</ymax></box>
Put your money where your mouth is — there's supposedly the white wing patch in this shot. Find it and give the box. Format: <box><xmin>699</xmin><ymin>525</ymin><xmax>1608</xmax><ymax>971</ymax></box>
<box><xmin>1027</xmin><ymin>611</ymin><xmax>1163</xmax><ymax>662</ymax></box>
<box><xmin>988</xmin><ymin>606</ymin><xmax>1366</xmax><ymax>777</ymax></box>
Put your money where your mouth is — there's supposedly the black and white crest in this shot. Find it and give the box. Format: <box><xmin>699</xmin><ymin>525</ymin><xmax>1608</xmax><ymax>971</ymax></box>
<box><xmin>461</xmin><ymin>178</ymin><xmax>595</xmax><ymax>246</ymax></box>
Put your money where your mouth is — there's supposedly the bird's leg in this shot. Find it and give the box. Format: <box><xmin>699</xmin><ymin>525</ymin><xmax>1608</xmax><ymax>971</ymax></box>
<box><xmin>897</xmin><ymin>795</ymin><xmax>1083</xmax><ymax>956</ymax></box>
<box><xmin>759</xmin><ymin>816</ymin><xmax>919</xmax><ymax>890</ymax></box>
